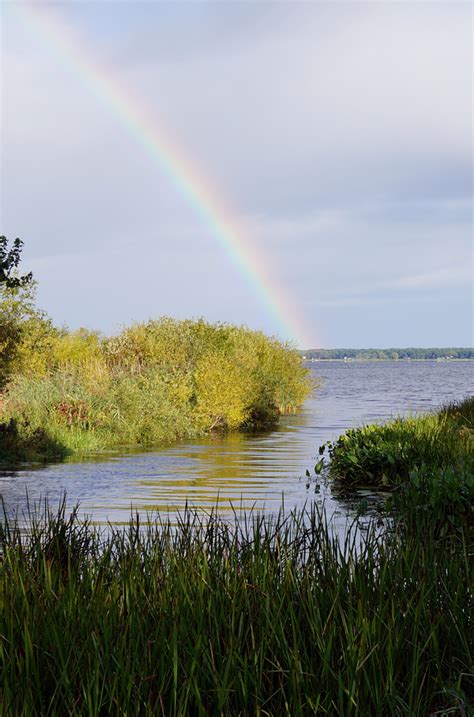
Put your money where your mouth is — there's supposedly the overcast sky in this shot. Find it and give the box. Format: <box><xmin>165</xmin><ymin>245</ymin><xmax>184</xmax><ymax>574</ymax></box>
<box><xmin>1</xmin><ymin>1</ymin><xmax>472</xmax><ymax>348</ymax></box>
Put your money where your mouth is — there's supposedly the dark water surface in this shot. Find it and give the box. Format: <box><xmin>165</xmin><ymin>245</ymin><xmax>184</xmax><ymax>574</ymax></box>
<box><xmin>1</xmin><ymin>361</ymin><xmax>472</xmax><ymax>525</ymax></box>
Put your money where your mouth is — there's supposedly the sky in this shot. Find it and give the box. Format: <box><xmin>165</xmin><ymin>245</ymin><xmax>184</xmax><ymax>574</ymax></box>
<box><xmin>1</xmin><ymin>1</ymin><xmax>472</xmax><ymax>349</ymax></box>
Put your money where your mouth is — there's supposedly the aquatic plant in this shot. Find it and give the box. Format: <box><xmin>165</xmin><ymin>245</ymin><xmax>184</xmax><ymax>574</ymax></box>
<box><xmin>320</xmin><ymin>396</ymin><xmax>473</xmax><ymax>487</ymax></box>
<box><xmin>316</xmin><ymin>397</ymin><xmax>474</xmax><ymax>534</ymax></box>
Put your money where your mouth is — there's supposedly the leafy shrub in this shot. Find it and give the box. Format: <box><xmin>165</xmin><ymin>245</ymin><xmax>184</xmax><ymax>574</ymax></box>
<box><xmin>0</xmin><ymin>281</ymin><xmax>58</xmax><ymax>387</ymax></box>
<box><xmin>1</xmin><ymin>318</ymin><xmax>312</xmax><ymax>460</ymax></box>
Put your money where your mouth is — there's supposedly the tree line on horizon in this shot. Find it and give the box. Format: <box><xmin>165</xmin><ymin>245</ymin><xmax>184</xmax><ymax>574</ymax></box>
<box><xmin>302</xmin><ymin>348</ymin><xmax>474</xmax><ymax>360</ymax></box>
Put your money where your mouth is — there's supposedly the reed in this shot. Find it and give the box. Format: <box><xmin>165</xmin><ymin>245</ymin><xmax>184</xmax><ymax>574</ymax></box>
<box><xmin>0</xmin><ymin>500</ymin><xmax>472</xmax><ymax>715</ymax></box>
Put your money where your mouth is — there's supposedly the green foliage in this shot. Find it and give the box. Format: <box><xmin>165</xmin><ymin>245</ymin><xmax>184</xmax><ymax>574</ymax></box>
<box><xmin>0</xmin><ymin>281</ymin><xmax>58</xmax><ymax>389</ymax></box>
<box><xmin>317</xmin><ymin>397</ymin><xmax>474</xmax><ymax>533</ymax></box>
<box><xmin>388</xmin><ymin>464</ymin><xmax>474</xmax><ymax>536</ymax></box>
<box><xmin>1</xmin><ymin>318</ymin><xmax>312</xmax><ymax>460</ymax></box>
<box><xmin>304</xmin><ymin>347</ymin><xmax>474</xmax><ymax>360</ymax></box>
<box><xmin>194</xmin><ymin>350</ymin><xmax>254</xmax><ymax>430</ymax></box>
<box><xmin>0</xmin><ymin>417</ymin><xmax>69</xmax><ymax>463</ymax></box>
<box><xmin>0</xmin><ymin>236</ymin><xmax>32</xmax><ymax>289</ymax></box>
<box><xmin>321</xmin><ymin>396</ymin><xmax>473</xmax><ymax>487</ymax></box>
<box><xmin>0</xmin><ymin>310</ymin><xmax>21</xmax><ymax>389</ymax></box>
<box><xmin>0</xmin><ymin>236</ymin><xmax>39</xmax><ymax>387</ymax></box>
<box><xmin>0</xmin><ymin>501</ymin><xmax>471</xmax><ymax>715</ymax></box>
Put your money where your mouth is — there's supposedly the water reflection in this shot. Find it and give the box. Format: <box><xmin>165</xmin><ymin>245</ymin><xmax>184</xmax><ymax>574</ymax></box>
<box><xmin>1</xmin><ymin>361</ymin><xmax>471</xmax><ymax>525</ymax></box>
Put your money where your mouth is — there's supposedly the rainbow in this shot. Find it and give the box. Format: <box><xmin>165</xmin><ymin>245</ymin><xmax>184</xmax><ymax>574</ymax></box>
<box><xmin>11</xmin><ymin>3</ymin><xmax>318</xmax><ymax>348</ymax></box>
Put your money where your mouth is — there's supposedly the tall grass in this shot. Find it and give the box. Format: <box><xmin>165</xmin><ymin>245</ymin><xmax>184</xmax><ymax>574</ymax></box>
<box><xmin>0</xmin><ymin>318</ymin><xmax>313</xmax><ymax>462</ymax></box>
<box><xmin>0</xmin><ymin>500</ymin><xmax>472</xmax><ymax>715</ymax></box>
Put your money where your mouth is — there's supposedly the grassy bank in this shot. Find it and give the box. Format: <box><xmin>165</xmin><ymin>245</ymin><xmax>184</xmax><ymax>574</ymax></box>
<box><xmin>0</xmin><ymin>318</ymin><xmax>311</xmax><ymax>463</ymax></box>
<box><xmin>321</xmin><ymin>396</ymin><xmax>474</xmax><ymax>488</ymax></box>
<box><xmin>0</xmin><ymin>501</ymin><xmax>472</xmax><ymax>715</ymax></box>
<box><xmin>317</xmin><ymin>397</ymin><xmax>474</xmax><ymax>533</ymax></box>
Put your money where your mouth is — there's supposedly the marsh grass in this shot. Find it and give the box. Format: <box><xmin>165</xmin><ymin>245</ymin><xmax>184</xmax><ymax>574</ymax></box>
<box><xmin>0</xmin><ymin>500</ymin><xmax>472</xmax><ymax>715</ymax></box>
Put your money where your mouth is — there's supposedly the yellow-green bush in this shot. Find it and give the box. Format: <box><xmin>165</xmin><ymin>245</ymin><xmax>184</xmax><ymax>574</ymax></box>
<box><xmin>195</xmin><ymin>350</ymin><xmax>256</xmax><ymax>430</ymax></box>
<box><xmin>0</xmin><ymin>282</ymin><xmax>58</xmax><ymax>386</ymax></box>
<box><xmin>1</xmin><ymin>318</ymin><xmax>312</xmax><ymax>460</ymax></box>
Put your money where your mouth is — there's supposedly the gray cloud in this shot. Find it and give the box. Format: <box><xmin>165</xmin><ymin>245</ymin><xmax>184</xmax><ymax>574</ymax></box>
<box><xmin>1</xmin><ymin>1</ymin><xmax>472</xmax><ymax>346</ymax></box>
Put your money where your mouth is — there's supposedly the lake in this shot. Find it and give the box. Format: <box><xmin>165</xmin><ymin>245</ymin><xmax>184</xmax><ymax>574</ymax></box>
<box><xmin>1</xmin><ymin>360</ymin><xmax>471</xmax><ymax>525</ymax></box>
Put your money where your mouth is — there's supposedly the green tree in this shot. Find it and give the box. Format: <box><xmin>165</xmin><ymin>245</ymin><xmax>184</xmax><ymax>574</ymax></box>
<box><xmin>0</xmin><ymin>239</ymin><xmax>55</xmax><ymax>388</ymax></box>
<box><xmin>0</xmin><ymin>236</ymin><xmax>33</xmax><ymax>288</ymax></box>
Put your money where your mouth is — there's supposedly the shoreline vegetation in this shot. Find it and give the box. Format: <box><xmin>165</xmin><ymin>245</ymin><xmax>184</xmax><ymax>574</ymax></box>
<box><xmin>0</xmin><ymin>314</ymin><xmax>312</xmax><ymax>464</ymax></box>
<box><xmin>304</xmin><ymin>357</ymin><xmax>474</xmax><ymax>362</ymax></box>
<box><xmin>1</xmin><ymin>400</ymin><xmax>472</xmax><ymax>716</ymax></box>
<box><xmin>1</xmin><ymin>494</ymin><xmax>472</xmax><ymax>715</ymax></box>
<box><xmin>0</xmin><ymin>241</ymin><xmax>312</xmax><ymax>464</ymax></box>
<box><xmin>1</xmin><ymin>401</ymin><xmax>472</xmax><ymax>714</ymax></box>
<box><xmin>301</xmin><ymin>347</ymin><xmax>474</xmax><ymax>360</ymax></box>
<box><xmin>318</xmin><ymin>396</ymin><xmax>473</xmax><ymax>532</ymax></box>
<box><xmin>2</xmin><ymin>401</ymin><xmax>472</xmax><ymax>714</ymax></box>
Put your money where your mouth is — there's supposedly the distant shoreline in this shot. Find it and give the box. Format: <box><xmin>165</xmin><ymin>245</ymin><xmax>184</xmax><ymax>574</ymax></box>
<box><xmin>300</xmin><ymin>348</ymin><xmax>474</xmax><ymax>361</ymax></box>
<box><xmin>303</xmin><ymin>357</ymin><xmax>474</xmax><ymax>362</ymax></box>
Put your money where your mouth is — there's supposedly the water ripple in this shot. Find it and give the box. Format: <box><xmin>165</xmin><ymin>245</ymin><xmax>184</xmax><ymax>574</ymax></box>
<box><xmin>1</xmin><ymin>361</ymin><xmax>471</xmax><ymax>524</ymax></box>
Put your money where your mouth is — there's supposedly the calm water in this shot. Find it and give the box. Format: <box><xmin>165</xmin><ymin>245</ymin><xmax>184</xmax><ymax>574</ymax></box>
<box><xmin>1</xmin><ymin>361</ymin><xmax>472</xmax><ymax>525</ymax></box>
